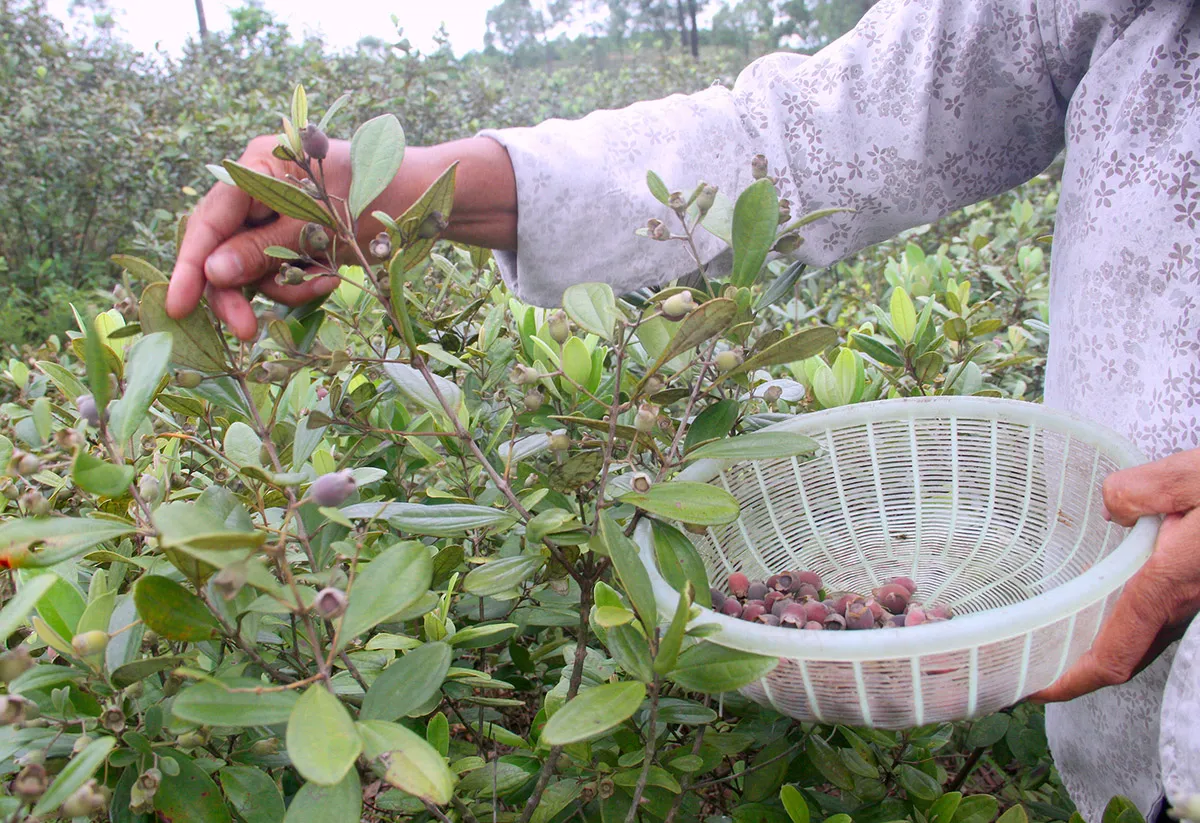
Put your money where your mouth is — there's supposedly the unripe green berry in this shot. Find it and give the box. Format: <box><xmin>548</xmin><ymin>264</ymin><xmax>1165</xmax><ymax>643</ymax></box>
<box><xmin>61</xmin><ymin>779</ymin><xmax>107</xmax><ymax>817</ymax></box>
<box><xmin>667</xmin><ymin>191</ymin><xmax>687</xmax><ymax>213</ymax></box>
<box><xmin>547</xmin><ymin>310</ymin><xmax>570</xmax><ymax>344</ymax></box>
<box><xmin>301</xmin><ymin>222</ymin><xmax>330</xmax><ymax>253</ymax></box>
<box><xmin>510</xmin><ymin>364</ymin><xmax>540</xmax><ymax>386</ymax></box>
<box><xmin>175</xmin><ymin>730</ymin><xmax>207</xmax><ymax>750</ymax></box>
<box><xmin>778</xmin><ymin>198</ymin><xmax>792</xmax><ymax>225</ymax></box>
<box><xmin>417</xmin><ymin>211</ymin><xmax>448</xmax><ymax>239</ymax></box>
<box><xmin>645</xmin><ymin>218</ymin><xmax>670</xmax><ymax>242</ymax></box>
<box><xmin>310</xmin><ymin>470</ymin><xmax>356</xmax><ymax>507</ymax></box>
<box><xmin>173</xmin><ymin>368</ymin><xmax>204</xmax><ymax>388</ymax></box>
<box><xmin>751</xmin><ymin>154</ymin><xmax>769</xmax><ymax>180</ymax></box>
<box><xmin>279</xmin><ymin>265</ymin><xmax>306</xmax><ymax>286</ymax></box>
<box><xmin>714</xmin><ymin>350</ymin><xmax>742</xmax><ymax>372</ymax></box>
<box><xmin>633</xmin><ymin>403</ymin><xmax>659</xmax><ymax>434</ymax></box>
<box><xmin>695</xmin><ymin>184</ymin><xmax>717</xmax><ymax>216</ymax></box>
<box><xmin>0</xmin><ymin>648</ymin><xmax>33</xmax><ymax>683</ymax></box>
<box><xmin>12</xmin><ymin>763</ymin><xmax>47</xmax><ymax>802</ymax></box>
<box><xmin>773</xmin><ymin>232</ymin><xmax>802</xmax><ymax>254</ymax></box>
<box><xmin>20</xmin><ymin>490</ymin><xmax>49</xmax><ymax>517</ymax></box>
<box><xmin>138</xmin><ymin>474</ymin><xmax>161</xmax><ymax>503</ymax></box>
<box><xmin>660</xmin><ymin>291</ymin><xmax>695</xmax><ymax>322</ymax></box>
<box><xmin>101</xmin><ymin>707</ymin><xmax>126</xmax><ymax>733</ymax></box>
<box><xmin>630</xmin><ymin>472</ymin><xmax>652</xmax><ymax>493</ymax></box>
<box><xmin>0</xmin><ymin>694</ymin><xmax>30</xmax><ymax>725</ymax></box>
<box><xmin>522</xmin><ymin>389</ymin><xmax>544</xmax><ymax>413</ymax></box>
<box><xmin>13</xmin><ymin>451</ymin><xmax>39</xmax><ymax>476</ymax></box>
<box><xmin>71</xmin><ymin>630</ymin><xmax>109</xmax><ymax>660</ymax></box>
<box><xmin>548</xmin><ymin>432</ymin><xmax>571</xmax><ymax>452</ymax></box>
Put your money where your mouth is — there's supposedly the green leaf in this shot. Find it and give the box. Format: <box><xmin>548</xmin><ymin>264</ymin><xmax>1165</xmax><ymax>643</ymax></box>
<box><xmin>283</xmin><ymin>771</ymin><xmax>361</xmax><ymax>823</ymax></box>
<box><xmin>133</xmin><ymin>576</ymin><xmax>219</xmax><ymax>642</ymax></box>
<box><xmin>643</xmin><ymin>298</ymin><xmax>738</xmax><ymax>387</ymax></box>
<box><xmin>287</xmin><ymin>685</ymin><xmax>362</xmax><ymax>786</ymax></box>
<box><xmin>541</xmin><ymin>682</ymin><xmax>646</xmax><ymax>745</ymax></box>
<box><xmin>109</xmin><ymin>332</ymin><xmax>172</xmax><ymax>442</ymax></box>
<box><xmin>153</xmin><ymin>500</ymin><xmax>266</xmax><ymax>552</ymax></box>
<box><xmin>890</xmin><ymin>288</ymin><xmax>917</xmax><ymax>342</ymax></box>
<box><xmin>953</xmin><ymin>795</ymin><xmax>999</xmax><ymax>823</ymax></box>
<box><xmin>731</xmin><ymin>179</ymin><xmax>780</xmax><ymax>287</ymax></box>
<box><xmin>172</xmin><ymin>680</ymin><xmax>299</xmax><ymax>726</ymax></box>
<box><xmin>606</xmin><ymin>623</ymin><xmax>655</xmax><ymax>683</ymax></box>
<box><xmin>650</xmin><ymin>521</ymin><xmax>711</xmax><ymax>607</ymax></box>
<box><xmin>223</xmin><ymin>160</ymin><xmax>334</xmax><ymax>227</ymax></box>
<box><xmin>463</xmin><ymin>554</ymin><xmax>545</xmax><ymax>598</ymax></box>
<box><xmin>669</xmin><ymin>642</ymin><xmax>778</xmax><ymax>693</ymax></box>
<box><xmin>340</xmin><ymin>501</ymin><xmax>517</xmax><ymax>537</ymax></box>
<box><xmin>110</xmin><ymin>655</ymin><xmax>187</xmax><ymax>689</ymax></box>
<box><xmin>726</xmin><ymin>326</ymin><xmax>838</xmax><ymax>378</ymax></box>
<box><xmin>896</xmin><ymin>764</ymin><xmax>942</xmax><ymax>802</ymax></box>
<box><xmin>849</xmin><ymin>332</ymin><xmax>905</xmax><ymax>368</ymax></box>
<box><xmin>594</xmin><ymin>606</ymin><xmax>636</xmax><ymax>628</ymax></box>
<box><xmin>154</xmin><ymin>749</ymin><xmax>234</xmax><ymax>823</ymax></box>
<box><xmin>37</xmin><ymin>360</ymin><xmax>88</xmax><ymax>401</ymax></box>
<box><xmin>139</xmin><ymin>283</ymin><xmax>228</xmax><ymax>374</ymax></box>
<box><xmin>358</xmin><ymin>719</ymin><xmax>457</xmax><ymax>804</ymax></box>
<box><xmin>780</xmin><ymin>785</ymin><xmax>809</xmax><ymax>823</ymax></box>
<box><xmin>743</xmin><ymin>738</ymin><xmax>792</xmax><ymax>802</ymax></box>
<box><xmin>1102</xmin><ymin>797</ymin><xmax>1143</xmax><ymax>823</ymax></box>
<box><xmin>966</xmin><ymin>714</ymin><xmax>1010</xmax><ymax>749</ymax></box>
<box><xmin>996</xmin><ymin>806</ymin><xmax>1029</xmax><ymax>823</ymax></box>
<box><xmin>529</xmin><ymin>780</ymin><xmax>583</xmax><ymax>823</ymax></box>
<box><xmin>929</xmin><ymin>791</ymin><xmax>963</xmax><ymax>823</ymax></box>
<box><xmin>756</xmin><ymin>260</ymin><xmax>808</xmax><ymax>311</ymax></box>
<box><xmin>83</xmin><ymin>314</ymin><xmax>112</xmax><ymax>409</ymax></box>
<box><xmin>683</xmin><ymin>398</ymin><xmax>739</xmax><ymax>454</ymax></box>
<box><xmin>598</xmin><ymin>513</ymin><xmax>659</xmax><ymax>632</ymax></box>
<box><xmin>562</xmin><ymin>282</ymin><xmax>618</xmax><ymax>341</ymax></box>
<box><xmin>449</xmin><ymin>623</ymin><xmax>518</xmax><ymax>649</ymax></box>
<box><xmin>25</xmin><ymin>571</ymin><xmax>84</xmax><ymax>642</ymax></box>
<box><xmin>805</xmin><ymin>735</ymin><xmax>855</xmax><ymax>792</ymax></box>
<box><xmin>396</xmin><ymin>163</ymin><xmax>458</xmax><ymax>272</ymax></box>
<box><xmin>0</xmin><ymin>517</ymin><xmax>137</xmax><ymax>569</ymax></box>
<box><xmin>619</xmin><ymin>481</ymin><xmax>740</xmax><ymax>526</ymax></box>
<box><xmin>220</xmin><ymin>766</ymin><xmax>285</xmax><ymax>823</ymax></box>
<box><xmin>32</xmin><ymin>735</ymin><xmax>116</xmax><ymax>815</ymax></box>
<box><xmin>360</xmin><ymin>641</ymin><xmax>453</xmax><ymax>722</ymax></box>
<box><xmin>0</xmin><ymin>575</ymin><xmax>56</xmax><ymax>642</ymax></box>
<box><xmin>337</xmin><ymin>541</ymin><xmax>432</xmax><ymax>651</ymax></box>
<box><xmin>654</xmin><ymin>583</ymin><xmax>692</xmax><ymax>675</ymax></box>
<box><xmin>111</xmin><ymin>254</ymin><xmax>169</xmax><ymax>284</ymax></box>
<box><xmin>72</xmin><ymin>450</ymin><xmax>134</xmax><ymax>497</ymax></box>
<box><xmin>687</xmin><ymin>430</ymin><xmax>820</xmax><ymax>462</ymax></box>
<box><xmin>646</xmin><ymin>170</ymin><xmax>670</xmax><ymax>205</ymax></box>
<box><xmin>349</xmin><ymin>114</ymin><xmax>405</xmax><ymax>220</ymax></box>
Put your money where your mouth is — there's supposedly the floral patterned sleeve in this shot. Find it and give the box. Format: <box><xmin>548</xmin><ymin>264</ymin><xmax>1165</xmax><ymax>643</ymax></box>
<box><xmin>479</xmin><ymin>0</ymin><xmax>1066</xmax><ymax>308</ymax></box>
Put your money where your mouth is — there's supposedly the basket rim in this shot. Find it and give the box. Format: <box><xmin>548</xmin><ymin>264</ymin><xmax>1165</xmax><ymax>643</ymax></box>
<box><xmin>634</xmin><ymin>397</ymin><xmax>1160</xmax><ymax>662</ymax></box>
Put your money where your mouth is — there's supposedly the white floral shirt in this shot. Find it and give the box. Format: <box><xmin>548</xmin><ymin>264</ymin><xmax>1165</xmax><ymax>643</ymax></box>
<box><xmin>481</xmin><ymin>0</ymin><xmax>1200</xmax><ymax>818</ymax></box>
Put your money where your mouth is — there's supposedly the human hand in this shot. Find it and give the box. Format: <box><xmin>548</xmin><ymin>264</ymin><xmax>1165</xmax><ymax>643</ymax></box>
<box><xmin>1031</xmin><ymin>447</ymin><xmax>1200</xmax><ymax>702</ymax></box>
<box><xmin>165</xmin><ymin>135</ymin><xmax>355</xmax><ymax>341</ymax></box>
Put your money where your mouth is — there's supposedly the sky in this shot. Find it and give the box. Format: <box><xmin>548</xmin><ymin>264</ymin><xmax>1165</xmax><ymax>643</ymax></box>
<box><xmin>47</xmin><ymin>0</ymin><xmax>519</xmax><ymax>57</ymax></box>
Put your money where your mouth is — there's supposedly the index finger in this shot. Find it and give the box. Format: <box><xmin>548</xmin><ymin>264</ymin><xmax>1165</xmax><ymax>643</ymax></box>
<box><xmin>167</xmin><ymin>179</ymin><xmax>254</xmax><ymax>320</ymax></box>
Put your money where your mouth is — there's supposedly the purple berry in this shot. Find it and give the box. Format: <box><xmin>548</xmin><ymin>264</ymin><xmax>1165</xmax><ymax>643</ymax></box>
<box><xmin>795</xmin><ymin>571</ymin><xmax>823</xmax><ymax>590</ymax></box>
<box><xmin>742</xmin><ymin>602</ymin><xmax>766</xmax><ymax>622</ymax></box>
<box><xmin>770</xmin><ymin>596</ymin><xmax>794</xmax><ymax>618</ymax></box>
<box><xmin>823</xmin><ymin>613</ymin><xmax>846</xmax><ymax>630</ymax></box>
<box><xmin>77</xmin><ymin>394</ymin><xmax>101</xmax><ymax>428</ymax></box>
<box><xmin>710</xmin><ymin>589</ymin><xmax>726</xmax><ymax>609</ymax></box>
<box><xmin>803</xmin><ymin>600</ymin><xmax>830</xmax><ymax>622</ymax></box>
<box><xmin>764</xmin><ymin>590</ymin><xmax>785</xmax><ymax>609</ymax></box>
<box><xmin>863</xmin><ymin>599</ymin><xmax>885</xmax><ymax>621</ymax></box>
<box><xmin>873</xmin><ymin>584</ymin><xmax>911</xmax><ymax>614</ymax></box>
<box><xmin>890</xmin><ymin>576</ymin><xmax>918</xmax><ymax>595</ymax></box>
<box><xmin>757</xmin><ymin>614</ymin><xmax>780</xmax><ymax>626</ymax></box>
<box><xmin>845</xmin><ymin>603</ymin><xmax>875</xmax><ymax>630</ymax></box>
<box><xmin>928</xmin><ymin>604</ymin><xmax>954</xmax><ymax>620</ymax></box>
<box><xmin>771</xmin><ymin>573</ymin><xmax>793</xmax><ymax>593</ymax></box>
<box><xmin>747</xmin><ymin>581</ymin><xmax>769</xmax><ymax>601</ymax></box>
<box><xmin>886</xmin><ymin>614</ymin><xmax>907</xmax><ymax>628</ymax></box>
<box><xmin>720</xmin><ymin>599</ymin><xmax>743</xmax><ymax>618</ymax></box>
<box><xmin>310</xmin><ymin>470</ymin><xmax>357</xmax><ymax>507</ymax></box>
<box><xmin>832</xmin><ymin>593</ymin><xmax>862</xmax><ymax>616</ymax></box>
<box><xmin>905</xmin><ymin>605</ymin><xmax>927</xmax><ymax>626</ymax></box>
<box><xmin>728</xmin><ymin>572</ymin><xmax>750</xmax><ymax>599</ymax></box>
<box><xmin>803</xmin><ymin>620</ymin><xmax>824</xmax><ymax>630</ymax></box>
<box><xmin>795</xmin><ymin>583</ymin><xmax>820</xmax><ymax>601</ymax></box>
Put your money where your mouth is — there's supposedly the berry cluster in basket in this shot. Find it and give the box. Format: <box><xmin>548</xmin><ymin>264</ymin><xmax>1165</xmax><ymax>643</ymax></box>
<box><xmin>710</xmin><ymin>571</ymin><xmax>953</xmax><ymax>630</ymax></box>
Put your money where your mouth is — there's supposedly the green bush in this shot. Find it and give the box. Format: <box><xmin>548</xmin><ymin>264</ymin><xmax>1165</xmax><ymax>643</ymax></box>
<box><xmin>0</xmin><ymin>88</ymin><xmax>1136</xmax><ymax>823</ymax></box>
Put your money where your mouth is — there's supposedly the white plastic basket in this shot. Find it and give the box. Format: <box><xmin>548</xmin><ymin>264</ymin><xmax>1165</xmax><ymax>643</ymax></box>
<box><xmin>634</xmin><ymin>397</ymin><xmax>1160</xmax><ymax>728</ymax></box>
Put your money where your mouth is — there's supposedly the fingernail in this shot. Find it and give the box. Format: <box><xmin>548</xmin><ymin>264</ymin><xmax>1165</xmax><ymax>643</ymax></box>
<box><xmin>205</xmin><ymin>251</ymin><xmax>243</xmax><ymax>284</ymax></box>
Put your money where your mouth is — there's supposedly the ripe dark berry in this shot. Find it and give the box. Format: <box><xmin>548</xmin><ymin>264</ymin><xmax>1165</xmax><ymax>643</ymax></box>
<box><xmin>300</xmin><ymin>124</ymin><xmax>329</xmax><ymax>160</ymax></box>
<box><xmin>727</xmin><ymin>572</ymin><xmax>750</xmax><ymax>599</ymax></box>
<box><xmin>890</xmin><ymin>576</ymin><xmax>918</xmax><ymax>595</ymax></box>
<box><xmin>720</xmin><ymin>599</ymin><xmax>743</xmax><ymax>618</ymax></box>
<box><xmin>928</xmin><ymin>604</ymin><xmax>954</xmax><ymax>620</ymax></box>
<box><xmin>741</xmin><ymin>602</ymin><xmax>766</xmax><ymax>622</ymax></box>
<box><xmin>794</xmin><ymin>571</ymin><xmax>823</xmax><ymax>590</ymax></box>
<box><xmin>747</xmin><ymin>581</ymin><xmax>769</xmax><ymax>601</ymax></box>
<box><xmin>905</xmin><ymin>605</ymin><xmax>927</xmax><ymax>626</ymax></box>
<box><xmin>709</xmin><ymin>588</ymin><xmax>726</xmax><ymax>609</ymax></box>
<box><xmin>310</xmin><ymin>470</ymin><xmax>356</xmax><ymax>507</ymax></box>
<box><xmin>77</xmin><ymin>394</ymin><xmax>101</xmax><ymax>427</ymax></box>
<box><xmin>823</xmin><ymin>613</ymin><xmax>847</xmax><ymax>630</ymax></box>
<box><xmin>873</xmin><ymin>583</ymin><xmax>910</xmax><ymax>614</ymax></box>
<box><xmin>803</xmin><ymin>620</ymin><xmax>824</xmax><ymax>630</ymax></box>
<box><xmin>802</xmin><ymin>600</ymin><xmax>829</xmax><ymax>622</ymax></box>
<box><xmin>757</xmin><ymin>613</ymin><xmax>780</xmax><ymax>626</ymax></box>
<box><xmin>795</xmin><ymin>583</ymin><xmax>820</xmax><ymax>601</ymax></box>
<box><xmin>845</xmin><ymin>603</ymin><xmax>875</xmax><ymax>630</ymax></box>
<box><xmin>770</xmin><ymin>596</ymin><xmax>794</xmax><ymax>618</ymax></box>
<box><xmin>886</xmin><ymin>614</ymin><xmax>907</xmax><ymax>628</ymax></box>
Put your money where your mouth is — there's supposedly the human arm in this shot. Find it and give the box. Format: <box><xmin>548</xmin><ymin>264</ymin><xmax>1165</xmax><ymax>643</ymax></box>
<box><xmin>165</xmin><ymin>135</ymin><xmax>516</xmax><ymax>340</ymax></box>
<box><xmin>1031</xmin><ymin>448</ymin><xmax>1200</xmax><ymax>702</ymax></box>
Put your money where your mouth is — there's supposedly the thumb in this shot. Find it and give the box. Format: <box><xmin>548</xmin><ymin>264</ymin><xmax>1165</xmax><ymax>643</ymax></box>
<box><xmin>203</xmin><ymin>216</ymin><xmax>308</xmax><ymax>290</ymax></box>
<box><xmin>1102</xmin><ymin>448</ymin><xmax>1200</xmax><ymax>527</ymax></box>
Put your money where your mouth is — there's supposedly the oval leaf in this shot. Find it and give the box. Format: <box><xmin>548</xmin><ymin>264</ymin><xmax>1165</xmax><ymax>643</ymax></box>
<box><xmin>463</xmin><ymin>554</ymin><xmax>545</xmax><ymax>598</ymax></box>
<box><xmin>643</xmin><ymin>298</ymin><xmax>737</xmax><ymax>386</ymax></box>
<box><xmin>32</xmin><ymin>735</ymin><xmax>115</xmax><ymax>815</ymax></box>
<box><xmin>562</xmin><ymin>283</ymin><xmax>617</xmax><ymax>341</ymax></box>
<box><xmin>220</xmin><ymin>766</ymin><xmax>285</xmax><ymax>823</ymax></box>
<box><xmin>726</xmin><ymin>326</ymin><xmax>838</xmax><ymax>378</ymax></box>
<box><xmin>619</xmin><ymin>481</ymin><xmax>740</xmax><ymax>526</ymax></box>
<box><xmin>133</xmin><ymin>576</ymin><xmax>219</xmax><ymax>642</ymax></box>
<box><xmin>337</xmin><ymin>541</ymin><xmax>433</xmax><ymax>651</ymax></box>
<box><xmin>223</xmin><ymin>160</ymin><xmax>334</xmax><ymax>227</ymax></box>
<box><xmin>139</xmin><ymin>283</ymin><xmax>228</xmax><ymax>374</ymax></box>
<box><xmin>154</xmin><ymin>749</ymin><xmax>234</xmax><ymax>823</ymax></box>
<box><xmin>349</xmin><ymin>114</ymin><xmax>405</xmax><ymax>220</ymax></box>
<box><xmin>668</xmin><ymin>642</ymin><xmax>778</xmax><ymax>693</ymax></box>
<box><xmin>0</xmin><ymin>575</ymin><xmax>57</xmax><ymax>642</ymax></box>
<box><xmin>731</xmin><ymin>179</ymin><xmax>780</xmax><ymax>287</ymax></box>
<box><xmin>173</xmin><ymin>680</ymin><xmax>299</xmax><ymax>727</ymax></box>
<box><xmin>283</xmin><ymin>771</ymin><xmax>361</xmax><ymax>823</ymax></box>
<box><xmin>540</xmin><ymin>682</ymin><xmax>646</xmax><ymax>746</ymax></box>
<box><xmin>686</xmin><ymin>431</ymin><xmax>820</xmax><ymax>462</ymax></box>
<box><xmin>287</xmin><ymin>685</ymin><xmax>363</xmax><ymax>786</ymax></box>
<box><xmin>358</xmin><ymin>719</ymin><xmax>456</xmax><ymax>804</ymax></box>
<box><xmin>72</xmin><ymin>451</ymin><xmax>134</xmax><ymax>497</ymax></box>
<box><xmin>360</xmin><ymin>641</ymin><xmax>453</xmax><ymax>722</ymax></box>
